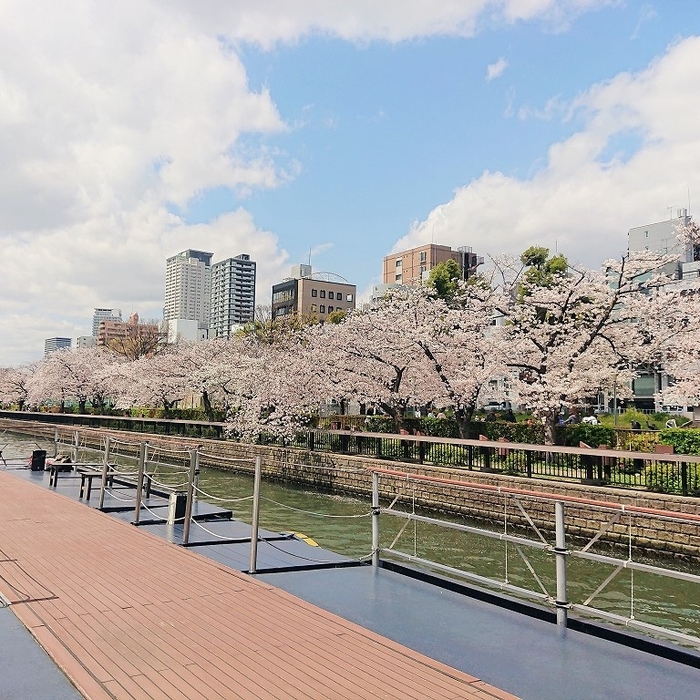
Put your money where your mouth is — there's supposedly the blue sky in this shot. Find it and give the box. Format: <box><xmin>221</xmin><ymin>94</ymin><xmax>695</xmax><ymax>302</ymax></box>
<box><xmin>180</xmin><ymin>1</ymin><xmax>700</xmax><ymax>282</ymax></box>
<box><xmin>2</xmin><ymin>1</ymin><xmax>700</xmax><ymax>365</ymax></box>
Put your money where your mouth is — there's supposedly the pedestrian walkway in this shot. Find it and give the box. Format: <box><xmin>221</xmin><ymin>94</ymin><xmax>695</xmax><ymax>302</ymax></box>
<box><xmin>0</xmin><ymin>471</ymin><xmax>517</xmax><ymax>700</ymax></box>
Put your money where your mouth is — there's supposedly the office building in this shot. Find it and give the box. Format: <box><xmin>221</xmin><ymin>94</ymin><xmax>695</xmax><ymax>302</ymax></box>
<box><xmin>164</xmin><ymin>250</ymin><xmax>213</xmax><ymax>326</ymax></box>
<box><xmin>97</xmin><ymin>313</ymin><xmax>160</xmax><ymax>351</ymax></box>
<box><xmin>44</xmin><ymin>337</ymin><xmax>71</xmax><ymax>356</ymax></box>
<box><xmin>76</xmin><ymin>336</ymin><xmax>96</xmax><ymax>349</ymax></box>
<box><xmin>92</xmin><ymin>308</ymin><xmax>122</xmax><ymax>337</ymax></box>
<box><xmin>625</xmin><ymin>209</ymin><xmax>698</xmax><ymax>412</ymax></box>
<box><xmin>272</xmin><ymin>266</ymin><xmax>356</xmax><ymax>321</ymax></box>
<box><xmin>382</xmin><ymin>244</ymin><xmax>482</xmax><ymax>285</ymax></box>
<box><xmin>628</xmin><ymin>209</ymin><xmax>700</xmax><ymax>288</ymax></box>
<box><xmin>210</xmin><ymin>254</ymin><xmax>257</xmax><ymax>338</ymax></box>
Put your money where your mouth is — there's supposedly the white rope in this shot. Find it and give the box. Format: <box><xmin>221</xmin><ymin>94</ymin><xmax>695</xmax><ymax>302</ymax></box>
<box><xmin>190</xmin><ymin>518</ymin><xmax>240</xmax><ymax>540</ymax></box>
<box><xmin>102</xmin><ymin>487</ymin><xmax>137</xmax><ymax>503</ymax></box>
<box><xmin>192</xmin><ymin>485</ymin><xmax>254</xmax><ymax>504</ymax></box>
<box><xmin>261</xmin><ymin>536</ymin><xmax>371</xmax><ymax>566</ymax></box>
<box><xmin>259</xmin><ymin>496</ymin><xmax>371</xmax><ymax>519</ymax></box>
<box><xmin>199</xmin><ymin>452</ymin><xmax>256</xmax><ymax>465</ymax></box>
<box><xmin>145</xmin><ymin>475</ymin><xmax>190</xmax><ymax>490</ymax></box>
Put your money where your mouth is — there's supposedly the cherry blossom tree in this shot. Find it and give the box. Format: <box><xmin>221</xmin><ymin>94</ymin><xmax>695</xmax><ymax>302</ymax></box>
<box><xmin>303</xmin><ymin>290</ymin><xmax>444</xmax><ymax>432</ymax></box>
<box><xmin>111</xmin><ymin>348</ymin><xmax>191</xmax><ymax>416</ymax></box>
<box><xmin>493</xmin><ymin>248</ymin><xmax>689</xmax><ymax>443</ymax></box>
<box><xmin>0</xmin><ymin>363</ymin><xmax>36</xmax><ymax>410</ymax></box>
<box><xmin>26</xmin><ymin>348</ymin><xmax>117</xmax><ymax>413</ymax></box>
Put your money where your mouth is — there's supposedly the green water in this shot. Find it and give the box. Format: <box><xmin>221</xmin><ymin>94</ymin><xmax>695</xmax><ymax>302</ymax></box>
<box><xmin>3</xmin><ymin>430</ymin><xmax>700</xmax><ymax>645</ymax></box>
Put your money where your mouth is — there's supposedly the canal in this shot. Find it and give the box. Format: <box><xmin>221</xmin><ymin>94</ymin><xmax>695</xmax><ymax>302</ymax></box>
<box><xmin>2</xmin><ymin>429</ymin><xmax>700</xmax><ymax>646</ymax></box>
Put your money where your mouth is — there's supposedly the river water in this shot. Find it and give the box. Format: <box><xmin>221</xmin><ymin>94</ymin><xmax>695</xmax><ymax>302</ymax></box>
<box><xmin>2</xmin><ymin>429</ymin><xmax>700</xmax><ymax>646</ymax></box>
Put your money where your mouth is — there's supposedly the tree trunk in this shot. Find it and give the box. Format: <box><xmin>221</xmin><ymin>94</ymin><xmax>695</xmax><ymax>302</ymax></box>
<box><xmin>202</xmin><ymin>390</ymin><xmax>215</xmax><ymax>422</ymax></box>
<box><xmin>543</xmin><ymin>416</ymin><xmax>557</xmax><ymax>446</ymax></box>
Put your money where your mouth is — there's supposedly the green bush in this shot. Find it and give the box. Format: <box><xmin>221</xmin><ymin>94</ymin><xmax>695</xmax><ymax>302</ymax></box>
<box><xmin>645</xmin><ymin>462</ymin><xmax>682</xmax><ymax>494</ymax></box>
<box><xmin>474</xmin><ymin>421</ymin><xmax>543</xmax><ymax>444</ymax></box>
<box><xmin>426</xmin><ymin>443</ymin><xmax>470</xmax><ymax>466</ymax></box>
<box><xmin>559</xmin><ymin>424</ymin><xmax>614</xmax><ymax>448</ymax></box>
<box><xmin>659</xmin><ymin>429</ymin><xmax>700</xmax><ymax>456</ymax></box>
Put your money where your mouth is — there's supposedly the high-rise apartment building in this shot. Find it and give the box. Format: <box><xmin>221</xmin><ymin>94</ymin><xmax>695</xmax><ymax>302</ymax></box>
<box><xmin>210</xmin><ymin>254</ymin><xmax>257</xmax><ymax>338</ymax></box>
<box><xmin>164</xmin><ymin>250</ymin><xmax>213</xmax><ymax>326</ymax></box>
<box><xmin>272</xmin><ymin>266</ymin><xmax>356</xmax><ymax>321</ymax></box>
<box><xmin>382</xmin><ymin>244</ymin><xmax>482</xmax><ymax>286</ymax></box>
<box><xmin>92</xmin><ymin>308</ymin><xmax>122</xmax><ymax>337</ymax></box>
<box><xmin>44</xmin><ymin>337</ymin><xmax>72</xmax><ymax>356</ymax></box>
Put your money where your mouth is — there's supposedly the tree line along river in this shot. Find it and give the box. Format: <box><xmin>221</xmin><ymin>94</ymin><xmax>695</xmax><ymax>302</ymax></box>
<box><xmin>2</xmin><ymin>429</ymin><xmax>700</xmax><ymax>647</ymax></box>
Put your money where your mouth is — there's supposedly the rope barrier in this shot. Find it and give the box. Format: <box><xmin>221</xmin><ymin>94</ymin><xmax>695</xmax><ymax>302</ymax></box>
<box><xmin>192</xmin><ymin>485</ymin><xmax>254</xmax><ymax>504</ymax></box>
<box><xmin>259</xmin><ymin>496</ymin><xmax>371</xmax><ymax>519</ymax></box>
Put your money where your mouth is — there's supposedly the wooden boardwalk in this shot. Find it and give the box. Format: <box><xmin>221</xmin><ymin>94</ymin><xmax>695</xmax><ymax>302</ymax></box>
<box><xmin>0</xmin><ymin>472</ymin><xmax>518</xmax><ymax>700</ymax></box>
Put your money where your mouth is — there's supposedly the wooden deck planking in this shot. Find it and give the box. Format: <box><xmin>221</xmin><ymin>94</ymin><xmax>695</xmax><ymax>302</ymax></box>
<box><xmin>0</xmin><ymin>472</ymin><xmax>519</xmax><ymax>700</ymax></box>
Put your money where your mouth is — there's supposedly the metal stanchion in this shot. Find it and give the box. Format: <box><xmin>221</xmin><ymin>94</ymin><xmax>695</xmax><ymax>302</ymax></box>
<box><xmin>53</xmin><ymin>429</ymin><xmax>59</xmax><ymax>458</ymax></box>
<box><xmin>132</xmin><ymin>442</ymin><xmax>147</xmax><ymax>525</ymax></box>
<box><xmin>182</xmin><ymin>449</ymin><xmax>198</xmax><ymax>546</ymax></box>
<box><xmin>249</xmin><ymin>456</ymin><xmax>262</xmax><ymax>574</ymax></box>
<box><xmin>72</xmin><ymin>431</ymin><xmax>79</xmax><ymax>463</ymax></box>
<box><xmin>554</xmin><ymin>501</ymin><xmax>569</xmax><ymax>635</ymax></box>
<box><xmin>372</xmin><ymin>471</ymin><xmax>380</xmax><ymax>567</ymax></box>
<box><xmin>98</xmin><ymin>436</ymin><xmax>111</xmax><ymax>510</ymax></box>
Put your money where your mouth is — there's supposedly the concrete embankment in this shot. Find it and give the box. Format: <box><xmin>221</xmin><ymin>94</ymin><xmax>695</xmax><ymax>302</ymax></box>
<box><xmin>4</xmin><ymin>418</ymin><xmax>700</xmax><ymax>561</ymax></box>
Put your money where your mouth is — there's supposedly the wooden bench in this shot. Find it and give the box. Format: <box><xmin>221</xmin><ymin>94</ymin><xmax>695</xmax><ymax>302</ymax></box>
<box><xmin>76</xmin><ymin>468</ymin><xmax>106</xmax><ymax>500</ymax></box>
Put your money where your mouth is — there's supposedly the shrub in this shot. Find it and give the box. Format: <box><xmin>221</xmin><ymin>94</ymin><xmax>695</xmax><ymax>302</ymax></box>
<box><xmin>559</xmin><ymin>424</ymin><xmax>614</xmax><ymax>448</ymax></box>
<box><xmin>659</xmin><ymin>428</ymin><xmax>700</xmax><ymax>456</ymax></box>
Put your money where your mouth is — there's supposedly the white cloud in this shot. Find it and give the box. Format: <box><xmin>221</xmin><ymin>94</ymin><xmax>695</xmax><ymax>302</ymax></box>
<box><xmin>166</xmin><ymin>0</ymin><xmax>613</xmax><ymax>46</ymax></box>
<box><xmin>393</xmin><ymin>36</ymin><xmax>700</xmax><ymax>271</ymax></box>
<box><xmin>0</xmin><ymin>0</ymin><xmax>621</xmax><ymax>366</ymax></box>
<box><xmin>486</xmin><ymin>57</ymin><xmax>509</xmax><ymax>81</ymax></box>
<box><xmin>631</xmin><ymin>3</ymin><xmax>658</xmax><ymax>40</ymax></box>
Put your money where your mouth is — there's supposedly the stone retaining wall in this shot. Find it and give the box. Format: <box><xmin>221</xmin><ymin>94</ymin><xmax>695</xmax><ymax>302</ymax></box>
<box><xmin>5</xmin><ymin>419</ymin><xmax>700</xmax><ymax>560</ymax></box>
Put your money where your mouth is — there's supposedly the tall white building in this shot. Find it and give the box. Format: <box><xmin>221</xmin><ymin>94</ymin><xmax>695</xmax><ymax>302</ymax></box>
<box><xmin>164</xmin><ymin>250</ymin><xmax>213</xmax><ymax>328</ymax></box>
<box><xmin>92</xmin><ymin>308</ymin><xmax>122</xmax><ymax>337</ymax></box>
<box><xmin>44</xmin><ymin>337</ymin><xmax>71</xmax><ymax>356</ymax></box>
<box><xmin>210</xmin><ymin>254</ymin><xmax>257</xmax><ymax>338</ymax></box>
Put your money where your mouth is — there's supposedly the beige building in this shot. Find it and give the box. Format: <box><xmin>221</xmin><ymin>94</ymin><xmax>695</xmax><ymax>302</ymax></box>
<box><xmin>382</xmin><ymin>244</ymin><xmax>481</xmax><ymax>285</ymax></box>
<box><xmin>272</xmin><ymin>266</ymin><xmax>356</xmax><ymax>321</ymax></box>
<box><xmin>97</xmin><ymin>313</ymin><xmax>159</xmax><ymax>349</ymax></box>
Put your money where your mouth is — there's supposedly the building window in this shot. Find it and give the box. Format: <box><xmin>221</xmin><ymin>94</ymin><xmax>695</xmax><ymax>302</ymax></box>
<box><xmin>311</xmin><ymin>289</ymin><xmax>318</xmax><ymax>297</ymax></box>
<box><xmin>328</xmin><ymin>291</ymin><xmax>334</xmax><ymax>300</ymax></box>
<box><xmin>395</xmin><ymin>273</ymin><xmax>402</xmax><ymax>281</ymax></box>
<box><xmin>328</xmin><ymin>306</ymin><xmax>334</xmax><ymax>313</ymax></box>
<box><xmin>310</xmin><ymin>304</ymin><xmax>317</xmax><ymax>313</ymax></box>
<box><xmin>320</xmin><ymin>290</ymin><xmax>326</xmax><ymax>298</ymax></box>
<box><xmin>319</xmin><ymin>305</ymin><xmax>326</xmax><ymax>314</ymax></box>
<box><xmin>420</xmin><ymin>251</ymin><xmax>427</xmax><ymax>262</ymax></box>
<box><xmin>346</xmin><ymin>294</ymin><xmax>353</xmax><ymax>302</ymax></box>
<box><xmin>395</xmin><ymin>259</ymin><xmax>402</xmax><ymax>267</ymax></box>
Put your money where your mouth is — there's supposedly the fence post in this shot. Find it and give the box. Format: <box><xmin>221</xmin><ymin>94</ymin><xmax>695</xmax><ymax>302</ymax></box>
<box><xmin>554</xmin><ymin>501</ymin><xmax>568</xmax><ymax>635</ymax></box>
<box><xmin>182</xmin><ymin>448</ymin><xmax>198</xmax><ymax>546</ymax></box>
<box><xmin>98</xmin><ymin>436</ymin><xmax>111</xmax><ymax>510</ymax></box>
<box><xmin>53</xmin><ymin>429</ymin><xmax>59</xmax><ymax>458</ymax></box>
<box><xmin>249</xmin><ymin>456</ymin><xmax>262</xmax><ymax>574</ymax></box>
<box><xmin>308</xmin><ymin>430</ymin><xmax>315</xmax><ymax>452</ymax></box>
<box><xmin>72</xmin><ymin>431</ymin><xmax>80</xmax><ymax>463</ymax></box>
<box><xmin>132</xmin><ymin>442</ymin><xmax>147</xmax><ymax>525</ymax></box>
<box><xmin>372</xmin><ymin>472</ymin><xmax>380</xmax><ymax>567</ymax></box>
<box><xmin>681</xmin><ymin>463</ymin><xmax>688</xmax><ymax>497</ymax></box>
<box><xmin>526</xmin><ymin>450</ymin><xmax>533</xmax><ymax>479</ymax></box>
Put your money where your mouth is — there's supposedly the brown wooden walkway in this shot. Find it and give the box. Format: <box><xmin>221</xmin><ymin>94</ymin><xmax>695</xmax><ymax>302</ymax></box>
<box><xmin>0</xmin><ymin>472</ymin><xmax>518</xmax><ymax>700</ymax></box>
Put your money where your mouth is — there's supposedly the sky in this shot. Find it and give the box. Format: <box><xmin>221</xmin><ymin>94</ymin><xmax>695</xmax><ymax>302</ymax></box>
<box><xmin>2</xmin><ymin>1</ymin><xmax>700</xmax><ymax>366</ymax></box>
